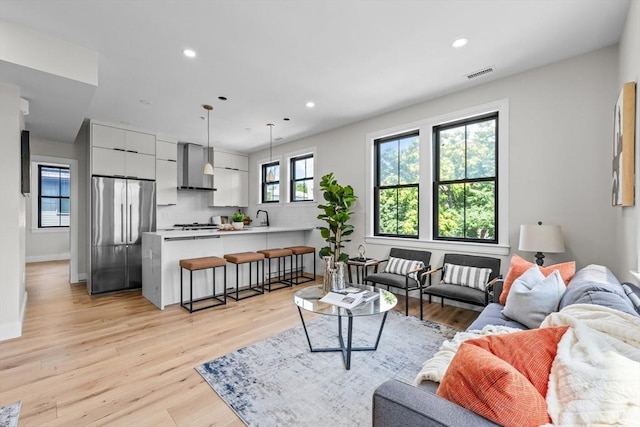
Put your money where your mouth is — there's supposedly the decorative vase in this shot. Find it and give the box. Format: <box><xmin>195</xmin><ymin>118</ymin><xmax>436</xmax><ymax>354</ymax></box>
<box><xmin>333</xmin><ymin>261</ymin><xmax>345</xmax><ymax>292</ymax></box>
<box><xmin>323</xmin><ymin>256</ymin><xmax>334</xmax><ymax>294</ymax></box>
<box><xmin>232</xmin><ymin>222</ymin><xmax>244</xmax><ymax>230</ymax></box>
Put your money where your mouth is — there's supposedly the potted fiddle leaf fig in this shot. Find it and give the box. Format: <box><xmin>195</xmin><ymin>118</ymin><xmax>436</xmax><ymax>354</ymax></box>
<box><xmin>317</xmin><ymin>172</ymin><xmax>357</xmax><ymax>263</ymax></box>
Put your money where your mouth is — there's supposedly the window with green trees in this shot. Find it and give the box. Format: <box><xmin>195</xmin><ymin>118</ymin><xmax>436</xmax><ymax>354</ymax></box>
<box><xmin>261</xmin><ymin>161</ymin><xmax>280</xmax><ymax>203</ymax></box>
<box><xmin>290</xmin><ymin>154</ymin><xmax>314</xmax><ymax>202</ymax></box>
<box><xmin>434</xmin><ymin>112</ymin><xmax>497</xmax><ymax>243</ymax></box>
<box><xmin>374</xmin><ymin>131</ymin><xmax>419</xmax><ymax>237</ymax></box>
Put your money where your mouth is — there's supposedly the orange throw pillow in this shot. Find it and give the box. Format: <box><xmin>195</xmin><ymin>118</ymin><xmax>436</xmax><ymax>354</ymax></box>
<box><xmin>499</xmin><ymin>255</ymin><xmax>575</xmax><ymax>305</ymax></box>
<box><xmin>436</xmin><ymin>326</ymin><xmax>569</xmax><ymax>427</ymax></box>
<box><xmin>464</xmin><ymin>326</ymin><xmax>568</xmax><ymax>396</ymax></box>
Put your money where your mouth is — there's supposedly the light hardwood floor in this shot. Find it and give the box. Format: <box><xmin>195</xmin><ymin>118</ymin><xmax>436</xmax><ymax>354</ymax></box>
<box><xmin>0</xmin><ymin>261</ymin><xmax>479</xmax><ymax>426</ymax></box>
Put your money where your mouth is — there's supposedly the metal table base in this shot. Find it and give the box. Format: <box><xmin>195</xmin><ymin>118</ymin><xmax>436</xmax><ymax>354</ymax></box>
<box><xmin>296</xmin><ymin>306</ymin><xmax>389</xmax><ymax>370</ymax></box>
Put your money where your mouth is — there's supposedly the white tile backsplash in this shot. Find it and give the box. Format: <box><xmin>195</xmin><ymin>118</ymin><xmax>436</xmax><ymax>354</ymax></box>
<box><xmin>156</xmin><ymin>191</ymin><xmax>240</xmax><ymax>228</ymax></box>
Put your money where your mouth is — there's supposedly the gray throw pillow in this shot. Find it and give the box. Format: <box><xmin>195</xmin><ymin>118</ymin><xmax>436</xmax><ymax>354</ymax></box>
<box><xmin>502</xmin><ymin>265</ymin><xmax>565</xmax><ymax>329</ymax></box>
<box><xmin>622</xmin><ymin>283</ymin><xmax>640</xmax><ymax>315</ymax></box>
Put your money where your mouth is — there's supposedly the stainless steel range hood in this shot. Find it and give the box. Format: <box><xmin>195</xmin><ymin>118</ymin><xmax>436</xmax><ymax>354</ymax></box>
<box><xmin>177</xmin><ymin>142</ymin><xmax>215</xmax><ymax>191</ymax></box>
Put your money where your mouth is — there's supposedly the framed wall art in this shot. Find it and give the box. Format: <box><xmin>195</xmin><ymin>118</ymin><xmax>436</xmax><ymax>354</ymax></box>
<box><xmin>612</xmin><ymin>81</ymin><xmax>636</xmax><ymax>207</ymax></box>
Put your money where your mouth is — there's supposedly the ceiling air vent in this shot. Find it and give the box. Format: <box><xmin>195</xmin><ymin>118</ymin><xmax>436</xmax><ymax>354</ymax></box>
<box><xmin>465</xmin><ymin>66</ymin><xmax>495</xmax><ymax>80</ymax></box>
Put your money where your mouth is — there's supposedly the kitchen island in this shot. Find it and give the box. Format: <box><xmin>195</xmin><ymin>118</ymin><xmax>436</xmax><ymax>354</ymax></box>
<box><xmin>142</xmin><ymin>226</ymin><xmax>315</xmax><ymax>309</ymax></box>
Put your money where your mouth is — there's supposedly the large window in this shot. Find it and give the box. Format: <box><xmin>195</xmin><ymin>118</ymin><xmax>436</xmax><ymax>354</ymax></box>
<box><xmin>290</xmin><ymin>154</ymin><xmax>314</xmax><ymax>202</ymax></box>
<box><xmin>433</xmin><ymin>112</ymin><xmax>498</xmax><ymax>243</ymax></box>
<box><xmin>374</xmin><ymin>131</ymin><xmax>419</xmax><ymax>237</ymax></box>
<box><xmin>261</xmin><ymin>161</ymin><xmax>280</xmax><ymax>203</ymax></box>
<box><xmin>38</xmin><ymin>165</ymin><xmax>70</xmax><ymax>228</ymax></box>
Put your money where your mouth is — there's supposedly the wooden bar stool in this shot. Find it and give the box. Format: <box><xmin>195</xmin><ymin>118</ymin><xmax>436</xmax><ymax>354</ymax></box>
<box><xmin>257</xmin><ymin>248</ymin><xmax>293</xmax><ymax>291</ymax></box>
<box><xmin>223</xmin><ymin>252</ymin><xmax>265</xmax><ymax>300</ymax></box>
<box><xmin>179</xmin><ymin>256</ymin><xmax>227</xmax><ymax>313</ymax></box>
<box><xmin>284</xmin><ymin>246</ymin><xmax>316</xmax><ymax>285</ymax></box>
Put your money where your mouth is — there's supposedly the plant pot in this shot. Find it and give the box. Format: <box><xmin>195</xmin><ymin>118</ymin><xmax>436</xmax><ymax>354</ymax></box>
<box><xmin>232</xmin><ymin>222</ymin><xmax>244</xmax><ymax>230</ymax></box>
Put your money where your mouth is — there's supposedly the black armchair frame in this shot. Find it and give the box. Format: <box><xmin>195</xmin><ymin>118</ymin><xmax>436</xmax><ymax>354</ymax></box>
<box><xmin>423</xmin><ymin>254</ymin><xmax>501</xmax><ymax>307</ymax></box>
<box><xmin>364</xmin><ymin>248</ymin><xmax>432</xmax><ymax>319</ymax></box>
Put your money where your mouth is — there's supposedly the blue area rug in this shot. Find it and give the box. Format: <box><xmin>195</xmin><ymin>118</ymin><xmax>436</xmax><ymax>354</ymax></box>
<box><xmin>196</xmin><ymin>311</ymin><xmax>457</xmax><ymax>426</ymax></box>
<box><xmin>0</xmin><ymin>400</ymin><xmax>21</xmax><ymax>427</ymax></box>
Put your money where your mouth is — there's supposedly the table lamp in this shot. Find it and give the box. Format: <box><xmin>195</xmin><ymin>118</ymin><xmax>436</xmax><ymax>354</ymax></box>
<box><xmin>518</xmin><ymin>221</ymin><xmax>565</xmax><ymax>266</ymax></box>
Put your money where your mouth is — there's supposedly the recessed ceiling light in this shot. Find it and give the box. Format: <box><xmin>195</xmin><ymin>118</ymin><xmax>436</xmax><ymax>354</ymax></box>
<box><xmin>306</xmin><ymin>101</ymin><xmax>315</xmax><ymax>108</ymax></box>
<box><xmin>218</xmin><ymin>96</ymin><xmax>227</xmax><ymax>101</ymax></box>
<box><xmin>183</xmin><ymin>48</ymin><xmax>196</xmax><ymax>58</ymax></box>
<box><xmin>452</xmin><ymin>38</ymin><xmax>468</xmax><ymax>48</ymax></box>
<box><xmin>283</xmin><ymin>117</ymin><xmax>290</xmax><ymax>121</ymax></box>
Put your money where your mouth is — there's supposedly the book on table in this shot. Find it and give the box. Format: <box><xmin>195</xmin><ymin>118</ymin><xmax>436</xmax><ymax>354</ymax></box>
<box><xmin>359</xmin><ymin>290</ymin><xmax>380</xmax><ymax>303</ymax></box>
<box><xmin>320</xmin><ymin>289</ymin><xmax>380</xmax><ymax>309</ymax></box>
<box><xmin>320</xmin><ymin>292</ymin><xmax>364</xmax><ymax>309</ymax></box>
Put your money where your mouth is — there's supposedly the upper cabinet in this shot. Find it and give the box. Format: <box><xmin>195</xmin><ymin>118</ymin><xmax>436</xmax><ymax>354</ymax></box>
<box><xmin>156</xmin><ymin>139</ymin><xmax>177</xmax><ymax>205</ymax></box>
<box><xmin>214</xmin><ymin>151</ymin><xmax>248</xmax><ymax>171</ymax></box>
<box><xmin>210</xmin><ymin>150</ymin><xmax>249</xmax><ymax>207</ymax></box>
<box><xmin>91</xmin><ymin>123</ymin><xmax>156</xmax><ymax>180</ymax></box>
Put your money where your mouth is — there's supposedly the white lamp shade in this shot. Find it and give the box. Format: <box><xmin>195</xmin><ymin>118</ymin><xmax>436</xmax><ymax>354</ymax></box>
<box><xmin>203</xmin><ymin>162</ymin><xmax>214</xmax><ymax>175</ymax></box>
<box><xmin>518</xmin><ymin>224</ymin><xmax>565</xmax><ymax>253</ymax></box>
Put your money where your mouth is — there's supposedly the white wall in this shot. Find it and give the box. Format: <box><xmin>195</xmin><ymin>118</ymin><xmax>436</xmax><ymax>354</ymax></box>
<box><xmin>0</xmin><ymin>82</ymin><xmax>27</xmax><ymax>340</ymax></box>
<box><xmin>249</xmin><ymin>45</ymin><xmax>621</xmax><ymax>278</ymax></box>
<box><xmin>26</xmin><ymin>152</ymin><xmax>72</xmax><ymax>262</ymax></box>
<box><xmin>616</xmin><ymin>0</ymin><xmax>640</xmax><ymax>283</ymax></box>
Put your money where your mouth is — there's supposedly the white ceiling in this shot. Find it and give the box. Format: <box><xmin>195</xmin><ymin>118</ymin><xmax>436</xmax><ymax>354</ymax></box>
<box><xmin>0</xmin><ymin>0</ymin><xmax>630</xmax><ymax>153</ymax></box>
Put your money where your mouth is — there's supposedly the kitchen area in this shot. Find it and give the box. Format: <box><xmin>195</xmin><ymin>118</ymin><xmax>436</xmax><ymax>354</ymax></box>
<box><xmin>87</xmin><ymin>120</ymin><xmax>316</xmax><ymax>310</ymax></box>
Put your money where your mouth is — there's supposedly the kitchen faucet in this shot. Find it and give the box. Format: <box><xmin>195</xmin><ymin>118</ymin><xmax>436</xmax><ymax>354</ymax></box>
<box><xmin>256</xmin><ymin>209</ymin><xmax>270</xmax><ymax>227</ymax></box>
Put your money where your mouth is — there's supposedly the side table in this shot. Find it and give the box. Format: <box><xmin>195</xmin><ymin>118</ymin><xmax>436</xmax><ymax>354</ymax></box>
<box><xmin>346</xmin><ymin>258</ymin><xmax>380</xmax><ymax>284</ymax></box>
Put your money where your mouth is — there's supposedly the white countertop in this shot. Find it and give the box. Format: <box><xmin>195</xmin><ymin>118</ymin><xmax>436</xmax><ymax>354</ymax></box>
<box><xmin>145</xmin><ymin>226</ymin><xmax>315</xmax><ymax>239</ymax></box>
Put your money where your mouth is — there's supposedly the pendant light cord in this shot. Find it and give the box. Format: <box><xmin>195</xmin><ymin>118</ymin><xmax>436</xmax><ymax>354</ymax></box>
<box><xmin>267</xmin><ymin>123</ymin><xmax>274</xmax><ymax>162</ymax></box>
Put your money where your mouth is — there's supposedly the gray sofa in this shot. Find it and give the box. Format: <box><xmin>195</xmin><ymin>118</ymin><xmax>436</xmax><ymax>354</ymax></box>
<box><xmin>372</xmin><ymin>264</ymin><xmax>640</xmax><ymax>427</ymax></box>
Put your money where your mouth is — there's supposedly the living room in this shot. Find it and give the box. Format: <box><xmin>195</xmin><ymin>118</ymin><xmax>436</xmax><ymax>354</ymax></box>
<box><xmin>1</xmin><ymin>0</ymin><xmax>639</xmax><ymax>425</ymax></box>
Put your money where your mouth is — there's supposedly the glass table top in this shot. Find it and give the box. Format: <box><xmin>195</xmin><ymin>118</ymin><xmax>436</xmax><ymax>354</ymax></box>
<box><xmin>293</xmin><ymin>284</ymin><xmax>398</xmax><ymax>317</ymax></box>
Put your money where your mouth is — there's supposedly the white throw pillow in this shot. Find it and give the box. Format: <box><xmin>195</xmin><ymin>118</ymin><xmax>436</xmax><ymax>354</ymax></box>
<box><xmin>502</xmin><ymin>265</ymin><xmax>566</xmax><ymax>329</ymax></box>
<box><xmin>442</xmin><ymin>263</ymin><xmax>492</xmax><ymax>291</ymax></box>
<box><xmin>383</xmin><ymin>257</ymin><xmax>424</xmax><ymax>281</ymax></box>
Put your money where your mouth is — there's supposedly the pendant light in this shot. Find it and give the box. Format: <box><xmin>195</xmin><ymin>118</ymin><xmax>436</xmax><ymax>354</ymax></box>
<box><xmin>203</xmin><ymin>104</ymin><xmax>214</xmax><ymax>175</ymax></box>
<box><xmin>266</xmin><ymin>123</ymin><xmax>275</xmax><ymax>182</ymax></box>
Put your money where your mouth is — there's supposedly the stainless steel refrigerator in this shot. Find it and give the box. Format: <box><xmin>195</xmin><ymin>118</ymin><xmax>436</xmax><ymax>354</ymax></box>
<box><xmin>90</xmin><ymin>176</ymin><xmax>156</xmax><ymax>294</ymax></box>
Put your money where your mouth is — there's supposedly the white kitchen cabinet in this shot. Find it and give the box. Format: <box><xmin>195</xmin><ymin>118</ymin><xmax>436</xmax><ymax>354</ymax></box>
<box><xmin>92</xmin><ymin>146</ymin><xmax>126</xmax><ymax>177</ymax></box>
<box><xmin>213</xmin><ymin>150</ymin><xmax>248</xmax><ymax>171</ymax></box>
<box><xmin>156</xmin><ymin>139</ymin><xmax>177</xmax><ymax>205</ymax></box>
<box><xmin>156</xmin><ymin>139</ymin><xmax>177</xmax><ymax>161</ymax></box>
<box><xmin>90</xmin><ymin>122</ymin><xmax>156</xmax><ymax>179</ymax></box>
<box><xmin>211</xmin><ymin>167</ymin><xmax>248</xmax><ymax>207</ymax></box>
<box><xmin>210</xmin><ymin>151</ymin><xmax>249</xmax><ymax>207</ymax></box>
<box><xmin>156</xmin><ymin>159</ymin><xmax>177</xmax><ymax>205</ymax></box>
<box><xmin>92</xmin><ymin>123</ymin><xmax>155</xmax><ymax>155</ymax></box>
<box><xmin>91</xmin><ymin>147</ymin><xmax>155</xmax><ymax>179</ymax></box>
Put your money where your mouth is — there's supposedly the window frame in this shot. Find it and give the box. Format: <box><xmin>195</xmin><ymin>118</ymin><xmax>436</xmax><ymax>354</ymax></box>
<box><xmin>261</xmin><ymin>160</ymin><xmax>280</xmax><ymax>204</ymax></box>
<box><xmin>37</xmin><ymin>164</ymin><xmax>70</xmax><ymax>229</ymax></box>
<box><xmin>433</xmin><ymin>112</ymin><xmax>499</xmax><ymax>244</ymax></box>
<box><xmin>373</xmin><ymin>130</ymin><xmax>420</xmax><ymax>238</ymax></box>
<box><xmin>364</xmin><ymin>99</ymin><xmax>510</xmax><ymax>256</ymax></box>
<box><xmin>289</xmin><ymin>153</ymin><xmax>314</xmax><ymax>202</ymax></box>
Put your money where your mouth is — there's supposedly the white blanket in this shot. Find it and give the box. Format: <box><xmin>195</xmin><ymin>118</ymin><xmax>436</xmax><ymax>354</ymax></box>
<box><xmin>413</xmin><ymin>324</ymin><xmax>520</xmax><ymax>385</ymax></box>
<box><xmin>541</xmin><ymin>304</ymin><xmax>640</xmax><ymax>426</ymax></box>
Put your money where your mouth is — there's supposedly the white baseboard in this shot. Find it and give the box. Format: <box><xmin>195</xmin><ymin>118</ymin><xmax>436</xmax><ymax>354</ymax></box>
<box><xmin>0</xmin><ymin>290</ymin><xmax>28</xmax><ymax>341</ymax></box>
<box><xmin>26</xmin><ymin>253</ymin><xmax>70</xmax><ymax>263</ymax></box>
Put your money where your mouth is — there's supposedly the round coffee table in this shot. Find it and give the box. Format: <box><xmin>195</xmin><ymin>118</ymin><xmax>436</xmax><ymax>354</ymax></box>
<box><xmin>293</xmin><ymin>284</ymin><xmax>398</xmax><ymax>370</ymax></box>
